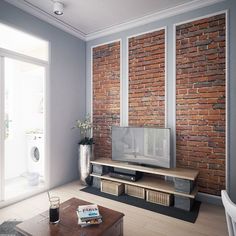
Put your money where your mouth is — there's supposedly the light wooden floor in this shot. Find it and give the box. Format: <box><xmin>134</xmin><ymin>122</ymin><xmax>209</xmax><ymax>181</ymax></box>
<box><xmin>0</xmin><ymin>181</ymin><xmax>228</xmax><ymax>236</ymax></box>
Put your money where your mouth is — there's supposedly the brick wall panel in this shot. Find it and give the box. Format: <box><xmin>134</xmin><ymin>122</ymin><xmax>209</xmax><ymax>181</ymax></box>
<box><xmin>93</xmin><ymin>42</ymin><xmax>120</xmax><ymax>159</ymax></box>
<box><xmin>128</xmin><ymin>29</ymin><xmax>165</xmax><ymax>126</ymax></box>
<box><xmin>176</xmin><ymin>14</ymin><xmax>226</xmax><ymax>195</ymax></box>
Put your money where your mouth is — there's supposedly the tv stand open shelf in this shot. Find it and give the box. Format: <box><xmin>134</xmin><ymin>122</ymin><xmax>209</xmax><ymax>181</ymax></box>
<box><xmin>90</xmin><ymin>158</ymin><xmax>199</xmax><ymax>211</ymax></box>
<box><xmin>91</xmin><ymin>158</ymin><xmax>198</xmax><ymax>181</ymax></box>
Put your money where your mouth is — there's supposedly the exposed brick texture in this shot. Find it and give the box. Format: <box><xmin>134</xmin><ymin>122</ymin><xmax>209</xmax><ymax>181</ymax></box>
<box><xmin>129</xmin><ymin>29</ymin><xmax>165</xmax><ymax>126</ymax></box>
<box><xmin>93</xmin><ymin>42</ymin><xmax>120</xmax><ymax>159</ymax></box>
<box><xmin>176</xmin><ymin>14</ymin><xmax>226</xmax><ymax>195</ymax></box>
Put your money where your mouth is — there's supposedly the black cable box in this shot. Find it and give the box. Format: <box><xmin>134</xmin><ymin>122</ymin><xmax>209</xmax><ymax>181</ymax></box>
<box><xmin>109</xmin><ymin>171</ymin><xmax>142</xmax><ymax>182</ymax></box>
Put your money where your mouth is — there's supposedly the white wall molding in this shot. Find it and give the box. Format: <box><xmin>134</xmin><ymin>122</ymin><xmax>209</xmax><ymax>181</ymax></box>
<box><xmin>86</xmin><ymin>0</ymin><xmax>225</xmax><ymax>41</ymax></box>
<box><xmin>173</xmin><ymin>9</ymin><xmax>228</xmax><ymax>27</ymax></box>
<box><xmin>197</xmin><ymin>192</ymin><xmax>223</xmax><ymax>206</ymax></box>
<box><xmin>4</xmin><ymin>0</ymin><xmax>86</xmax><ymax>41</ymax></box>
<box><xmin>119</xmin><ymin>40</ymin><xmax>124</xmax><ymax>127</ymax></box>
<box><xmin>225</xmin><ymin>9</ymin><xmax>229</xmax><ymax>192</ymax></box>
<box><xmin>173</xmin><ymin>10</ymin><xmax>228</xmax><ymax>189</ymax></box>
<box><xmin>4</xmin><ymin>0</ymin><xmax>225</xmax><ymax>42</ymax></box>
<box><xmin>125</xmin><ymin>37</ymin><xmax>129</xmax><ymax>127</ymax></box>
<box><xmin>126</xmin><ymin>26</ymin><xmax>168</xmax><ymax>127</ymax></box>
<box><xmin>172</xmin><ymin>23</ymin><xmax>177</xmax><ymax>168</ymax></box>
<box><xmin>90</xmin><ymin>39</ymin><xmax>122</xmax><ymax>129</ymax></box>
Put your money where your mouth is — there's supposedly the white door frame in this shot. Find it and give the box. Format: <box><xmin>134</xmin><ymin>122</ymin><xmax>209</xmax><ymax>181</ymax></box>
<box><xmin>0</xmin><ymin>48</ymin><xmax>50</xmax><ymax>205</ymax></box>
<box><xmin>0</xmin><ymin>56</ymin><xmax>5</xmax><ymax>202</ymax></box>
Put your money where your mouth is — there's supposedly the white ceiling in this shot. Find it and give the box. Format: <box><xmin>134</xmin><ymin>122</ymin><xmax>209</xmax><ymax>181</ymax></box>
<box><xmin>5</xmin><ymin>0</ymin><xmax>223</xmax><ymax>41</ymax></box>
<box><xmin>21</xmin><ymin>0</ymin><xmax>191</xmax><ymax>34</ymax></box>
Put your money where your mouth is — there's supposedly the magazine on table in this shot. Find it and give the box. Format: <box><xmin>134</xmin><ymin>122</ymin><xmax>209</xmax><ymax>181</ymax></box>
<box><xmin>77</xmin><ymin>212</ymin><xmax>102</xmax><ymax>227</ymax></box>
<box><xmin>77</xmin><ymin>204</ymin><xmax>102</xmax><ymax>223</ymax></box>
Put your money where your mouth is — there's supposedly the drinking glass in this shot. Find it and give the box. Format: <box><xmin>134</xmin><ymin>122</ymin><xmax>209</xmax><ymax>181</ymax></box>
<box><xmin>49</xmin><ymin>196</ymin><xmax>60</xmax><ymax>224</ymax></box>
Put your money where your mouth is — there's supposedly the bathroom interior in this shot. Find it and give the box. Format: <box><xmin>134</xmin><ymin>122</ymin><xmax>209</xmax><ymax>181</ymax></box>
<box><xmin>4</xmin><ymin>58</ymin><xmax>45</xmax><ymax>200</ymax></box>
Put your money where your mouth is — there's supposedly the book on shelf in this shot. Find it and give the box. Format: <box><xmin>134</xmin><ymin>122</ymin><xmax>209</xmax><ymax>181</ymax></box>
<box><xmin>77</xmin><ymin>204</ymin><xmax>102</xmax><ymax>227</ymax></box>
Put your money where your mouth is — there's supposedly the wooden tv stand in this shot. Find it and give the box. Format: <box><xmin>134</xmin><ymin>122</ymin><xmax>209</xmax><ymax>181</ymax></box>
<box><xmin>90</xmin><ymin>158</ymin><xmax>199</xmax><ymax>211</ymax></box>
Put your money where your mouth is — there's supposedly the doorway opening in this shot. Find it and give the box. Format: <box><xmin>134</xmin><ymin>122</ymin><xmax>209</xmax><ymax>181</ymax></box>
<box><xmin>0</xmin><ymin>23</ymin><xmax>49</xmax><ymax>203</ymax></box>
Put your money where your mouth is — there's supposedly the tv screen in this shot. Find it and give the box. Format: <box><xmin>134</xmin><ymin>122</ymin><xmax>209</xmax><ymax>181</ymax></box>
<box><xmin>112</xmin><ymin>127</ymin><xmax>170</xmax><ymax>168</ymax></box>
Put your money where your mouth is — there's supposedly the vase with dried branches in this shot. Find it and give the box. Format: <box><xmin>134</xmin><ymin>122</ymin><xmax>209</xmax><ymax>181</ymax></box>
<box><xmin>73</xmin><ymin>115</ymin><xmax>94</xmax><ymax>185</ymax></box>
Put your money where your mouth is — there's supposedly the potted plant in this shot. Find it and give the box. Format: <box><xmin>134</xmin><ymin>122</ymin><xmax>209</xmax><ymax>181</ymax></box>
<box><xmin>73</xmin><ymin>114</ymin><xmax>94</xmax><ymax>185</ymax></box>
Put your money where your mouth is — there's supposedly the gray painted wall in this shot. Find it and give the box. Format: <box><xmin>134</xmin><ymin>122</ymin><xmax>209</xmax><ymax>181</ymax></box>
<box><xmin>1</xmin><ymin>0</ymin><xmax>235</xmax><ymax>203</ymax></box>
<box><xmin>0</xmin><ymin>1</ymin><xmax>86</xmax><ymax>189</ymax></box>
<box><xmin>86</xmin><ymin>0</ymin><xmax>236</xmax><ymax>202</ymax></box>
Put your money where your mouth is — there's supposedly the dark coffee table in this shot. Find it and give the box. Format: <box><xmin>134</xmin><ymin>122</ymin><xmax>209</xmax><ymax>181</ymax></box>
<box><xmin>15</xmin><ymin>197</ymin><xmax>124</xmax><ymax>236</ymax></box>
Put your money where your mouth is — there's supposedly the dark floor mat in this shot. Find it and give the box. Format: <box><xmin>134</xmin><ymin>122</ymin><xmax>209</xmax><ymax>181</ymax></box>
<box><xmin>81</xmin><ymin>186</ymin><xmax>201</xmax><ymax>223</ymax></box>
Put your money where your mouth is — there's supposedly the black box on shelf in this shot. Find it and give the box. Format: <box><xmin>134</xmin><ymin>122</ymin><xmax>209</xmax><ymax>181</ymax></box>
<box><xmin>109</xmin><ymin>171</ymin><xmax>142</xmax><ymax>182</ymax></box>
<box><xmin>113</xmin><ymin>167</ymin><xmax>137</xmax><ymax>175</ymax></box>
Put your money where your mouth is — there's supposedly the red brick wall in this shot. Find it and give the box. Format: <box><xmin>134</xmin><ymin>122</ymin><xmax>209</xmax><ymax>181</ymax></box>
<box><xmin>129</xmin><ymin>29</ymin><xmax>165</xmax><ymax>126</ymax></box>
<box><xmin>176</xmin><ymin>14</ymin><xmax>226</xmax><ymax>195</ymax></box>
<box><xmin>93</xmin><ymin>42</ymin><xmax>120</xmax><ymax>159</ymax></box>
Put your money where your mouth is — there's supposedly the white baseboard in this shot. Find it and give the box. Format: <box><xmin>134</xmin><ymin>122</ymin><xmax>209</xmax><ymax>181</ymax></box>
<box><xmin>196</xmin><ymin>192</ymin><xmax>222</xmax><ymax>206</ymax></box>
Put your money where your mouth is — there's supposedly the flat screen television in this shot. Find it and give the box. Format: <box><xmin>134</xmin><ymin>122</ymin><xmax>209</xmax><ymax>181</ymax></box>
<box><xmin>112</xmin><ymin>127</ymin><xmax>170</xmax><ymax>168</ymax></box>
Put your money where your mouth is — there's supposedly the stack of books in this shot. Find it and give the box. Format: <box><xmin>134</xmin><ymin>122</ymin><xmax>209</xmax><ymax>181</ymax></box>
<box><xmin>77</xmin><ymin>204</ymin><xmax>102</xmax><ymax>227</ymax></box>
